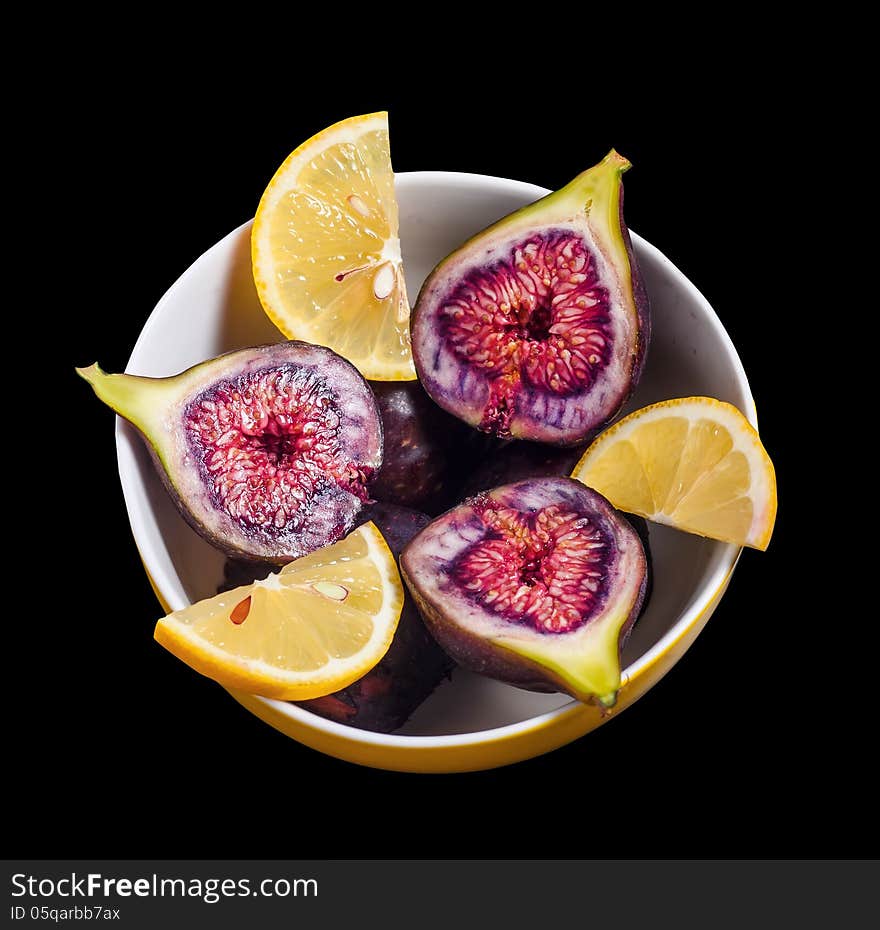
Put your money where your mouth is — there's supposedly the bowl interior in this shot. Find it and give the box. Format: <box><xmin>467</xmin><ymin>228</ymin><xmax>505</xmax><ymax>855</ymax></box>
<box><xmin>119</xmin><ymin>171</ymin><xmax>750</xmax><ymax>737</ymax></box>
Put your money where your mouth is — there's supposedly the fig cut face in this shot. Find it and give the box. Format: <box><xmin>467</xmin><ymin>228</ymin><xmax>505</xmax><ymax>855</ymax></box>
<box><xmin>411</xmin><ymin>151</ymin><xmax>650</xmax><ymax>446</ymax></box>
<box><xmin>78</xmin><ymin>342</ymin><xmax>383</xmax><ymax>563</ymax></box>
<box><xmin>400</xmin><ymin>477</ymin><xmax>647</xmax><ymax>706</ymax></box>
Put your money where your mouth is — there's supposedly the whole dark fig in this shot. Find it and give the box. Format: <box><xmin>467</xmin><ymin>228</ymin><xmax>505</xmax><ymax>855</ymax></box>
<box><xmin>411</xmin><ymin>151</ymin><xmax>650</xmax><ymax>446</ymax></box>
<box><xmin>369</xmin><ymin>380</ymin><xmax>467</xmax><ymax>511</ymax></box>
<box><xmin>400</xmin><ymin>477</ymin><xmax>647</xmax><ymax>707</ymax></box>
<box><xmin>77</xmin><ymin>342</ymin><xmax>383</xmax><ymax>563</ymax></box>
<box><xmin>461</xmin><ymin>440</ymin><xmax>588</xmax><ymax>497</ymax></box>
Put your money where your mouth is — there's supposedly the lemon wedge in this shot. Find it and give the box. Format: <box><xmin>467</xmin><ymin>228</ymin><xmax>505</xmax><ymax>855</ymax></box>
<box><xmin>571</xmin><ymin>397</ymin><xmax>777</xmax><ymax>550</ymax></box>
<box><xmin>154</xmin><ymin>523</ymin><xmax>404</xmax><ymax>699</ymax></box>
<box><xmin>252</xmin><ymin>111</ymin><xmax>414</xmax><ymax>380</ymax></box>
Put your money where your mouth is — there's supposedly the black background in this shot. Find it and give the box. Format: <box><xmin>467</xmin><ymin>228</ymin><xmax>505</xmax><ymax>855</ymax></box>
<box><xmin>14</xmin><ymin>63</ymin><xmax>860</xmax><ymax>857</ymax></box>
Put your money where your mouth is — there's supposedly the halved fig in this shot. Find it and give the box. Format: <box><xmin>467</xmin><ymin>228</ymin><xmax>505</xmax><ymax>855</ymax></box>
<box><xmin>77</xmin><ymin>342</ymin><xmax>383</xmax><ymax>563</ymax></box>
<box><xmin>460</xmin><ymin>440</ymin><xmax>653</xmax><ymax>609</ymax></box>
<box><xmin>400</xmin><ymin>477</ymin><xmax>647</xmax><ymax>707</ymax></box>
<box><xmin>411</xmin><ymin>151</ymin><xmax>650</xmax><ymax>446</ymax></box>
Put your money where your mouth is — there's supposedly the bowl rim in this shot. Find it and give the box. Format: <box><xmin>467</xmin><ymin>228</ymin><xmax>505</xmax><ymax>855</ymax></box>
<box><xmin>118</xmin><ymin>168</ymin><xmax>754</xmax><ymax>751</ymax></box>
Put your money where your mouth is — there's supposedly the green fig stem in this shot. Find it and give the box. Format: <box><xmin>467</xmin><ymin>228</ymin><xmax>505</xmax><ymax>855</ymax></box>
<box><xmin>561</xmin><ymin>149</ymin><xmax>630</xmax><ymax>224</ymax></box>
<box><xmin>76</xmin><ymin>363</ymin><xmax>165</xmax><ymax>436</ymax></box>
<box><xmin>601</xmin><ymin>148</ymin><xmax>632</xmax><ymax>174</ymax></box>
<box><xmin>598</xmin><ymin>690</ymin><xmax>619</xmax><ymax>710</ymax></box>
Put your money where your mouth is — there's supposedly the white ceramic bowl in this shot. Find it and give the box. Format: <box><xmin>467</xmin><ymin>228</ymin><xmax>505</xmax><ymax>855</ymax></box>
<box><xmin>117</xmin><ymin>171</ymin><xmax>753</xmax><ymax>773</ymax></box>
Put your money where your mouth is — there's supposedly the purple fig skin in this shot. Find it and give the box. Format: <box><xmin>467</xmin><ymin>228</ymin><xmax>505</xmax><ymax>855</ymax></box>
<box><xmin>619</xmin><ymin>185</ymin><xmax>652</xmax><ymax>389</ymax></box>
<box><xmin>411</xmin><ymin>153</ymin><xmax>650</xmax><ymax>448</ymax></box>
<box><xmin>461</xmin><ymin>440</ymin><xmax>588</xmax><ymax>498</ymax></box>
<box><xmin>400</xmin><ymin>477</ymin><xmax>648</xmax><ymax>703</ymax></box>
<box><xmin>369</xmin><ymin>380</ymin><xmax>468</xmax><ymax>512</ymax></box>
